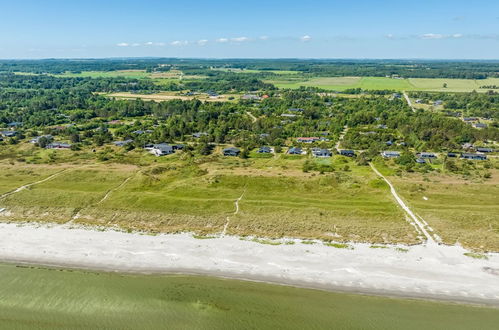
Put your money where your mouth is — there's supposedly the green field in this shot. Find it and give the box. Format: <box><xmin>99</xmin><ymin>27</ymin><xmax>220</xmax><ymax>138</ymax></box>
<box><xmin>1</xmin><ymin>263</ymin><xmax>498</xmax><ymax>329</ymax></box>
<box><xmin>266</xmin><ymin>76</ymin><xmax>499</xmax><ymax>92</ymax></box>
<box><xmin>54</xmin><ymin>70</ymin><xmax>152</xmax><ymax>79</ymax></box>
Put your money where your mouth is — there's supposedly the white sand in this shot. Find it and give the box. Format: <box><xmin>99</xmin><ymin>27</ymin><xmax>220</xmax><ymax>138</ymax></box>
<box><xmin>1</xmin><ymin>222</ymin><xmax>498</xmax><ymax>306</ymax></box>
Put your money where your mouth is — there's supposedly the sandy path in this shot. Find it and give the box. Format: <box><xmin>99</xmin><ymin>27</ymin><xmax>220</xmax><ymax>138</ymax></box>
<box><xmin>0</xmin><ymin>222</ymin><xmax>498</xmax><ymax>306</ymax></box>
<box><xmin>370</xmin><ymin>163</ymin><xmax>436</xmax><ymax>244</ymax></box>
<box><xmin>0</xmin><ymin>169</ymin><xmax>68</xmax><ymax>200</ymax></box>
<box><xmin>246</xmin><ymin>111</ymin><xmax>257</xmax><ymax>123</ymax></box>
<box><xmin>403</xmin><ymin>92</ymin><xmax>416</xmax><ymax>112</ymax></box>
<box><xmin>335</xmin><ymin>126</ymin><xmax>348</xmax><ymax>150</ymax></box>
<box><xmin>222</xmin><ymin>190</ymin><xmax>245</xmax><ymax>236</ymax></box>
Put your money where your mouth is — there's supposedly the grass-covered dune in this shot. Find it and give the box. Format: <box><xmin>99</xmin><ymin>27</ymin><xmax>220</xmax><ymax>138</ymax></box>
<box><xmin>1</xmin><ymin>263</ymin><xmax>498</xmax><ymax>329</ymax></box>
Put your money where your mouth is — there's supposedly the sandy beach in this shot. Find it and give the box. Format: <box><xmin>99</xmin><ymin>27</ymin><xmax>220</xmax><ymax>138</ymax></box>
<box><xmin>0</xmin><ymin>222</ymin><xmax>498</xmax><ymax>307</ymax></box>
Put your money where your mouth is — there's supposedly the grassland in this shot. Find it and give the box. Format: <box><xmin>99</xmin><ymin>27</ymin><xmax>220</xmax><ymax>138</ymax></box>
<box><xmin>105</xmin><ymin>91</ymin><xmax>239</xmax><ymax>102</ymax></box>
<box><xmin>392</xmin><ymin>173</ymin><xmax>499</xmax><ymax>251</ymax></box>
<box><xmin>1</xmin><ymin>263</ymin><xmax>498</xmax><ymax>329</ymax></box>
<box><xmin>266</xmin><ymin>76</ymin><xmax>499</xmax><ymax>92</ymax></box>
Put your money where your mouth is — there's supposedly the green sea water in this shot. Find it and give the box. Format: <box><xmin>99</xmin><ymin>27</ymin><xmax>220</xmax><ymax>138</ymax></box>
<box><xmin>0</xmin><ymin>263</ymin><xmax>497</xmax><ymax>329</ymax></box>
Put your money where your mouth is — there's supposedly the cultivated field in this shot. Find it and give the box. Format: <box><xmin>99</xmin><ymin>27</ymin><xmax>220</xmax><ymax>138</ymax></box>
<box><xmin>105</xmin><ymin>91</ymin><xmax>239</xmax><ymax>102</ymax></box>
<box><xmin>266</xmin><ymin>76</ymin><xmax>499</xmax><ymax>92</ymax></box>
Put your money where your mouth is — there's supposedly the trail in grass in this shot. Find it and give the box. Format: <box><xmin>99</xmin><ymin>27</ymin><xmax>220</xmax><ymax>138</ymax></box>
<box><xmin>335</xmin><ymin>125</ymin><xmax>348</xmax><ymax>150</ymax></box>
<box><xmin>222</xmin><ymin>189</ymin><xmax>246</xmax><ymax>237</ymax></box>
<box><xmin>369</xmin><ymin>163</ymin><xmax>436</xmax><ymax>245</ymax></box>
<box><xmin>0</xmin><ymin>169</ymin><xmax>69</xmax><ymax>201</ymax></box>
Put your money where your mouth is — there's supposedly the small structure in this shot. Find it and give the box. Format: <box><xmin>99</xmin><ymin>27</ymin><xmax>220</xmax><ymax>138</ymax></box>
<box><xmin>461</xmin><ymin>153</ymin><xmax>487</xmax><ymax>160</ymax></box>
<box><xmin>416</xmin><ymin>158</ymin><xmax>426</xmax><ymax>164</ymax></box>
<box><xmin>223</xmin><ymin>147</ymin><xmax>240</xmax><ymax>156</ymax></box>
<box><xmin>473</xmin><ymin>123</ymin><xmax>487</xmax><ymax>129</ymax></box>
<box><xmin>30</xmin><ymin>135</ymin><xmax>53</xmax><ymax>144</ymax></box>
<box><xmin>113</xmin><ymin>139</ymin><xmax>133</xmax><ymax>147</ymax></box>
<box><xmin>258</xmin><ymin>146</ymin><xmax>272</xmax><ymax>153</ymax></box>
<box><xmin>386</xmin><ymin>141</ymin><xmax>393</xmax><ymax>146</ymax></box>
<box><xmin>312</xmin><ymin>148</ymin><xmax>332</xmax><ymax>158</ymax></box>
<box><xmin>281</xmin><ymin>113</ymin><xmax>297</xmax><ymax>118</ymax></box>
<box><xmin>339</xmin><ymin>150</ymin><xmax>355</xmax><ymax>157</ymax></box>
<box><xmin>381</xmin><ymin>151</ymin><xmax>400</xmax><ymax>158</ymax></box>
<box><xmin>46</xmin><ymin>142</ymin><xmax>72</xmax><ymax>149</ymax></box>
<box><xmin>171</xmin><ymin>144</ymin><xmax>185</xmax><ymax>150</ymax></box>
<box><xmin>193</xmin><ymin>132</ymin><xmax>208</xmax><ymax>138</ymax></box>
<box><xmin>463</xmin><ymin>117</ymin><xmax>478</xmax><ymax>122</ymax></box>
<box><xmin>0</xmin><ymin>131</ymin><xmax>17</xmax><ymax>137</ymax></box>
<box><xmin>287</xmin><ymin>147</ymin><xmax>303</xmax><ymax>155</ymax></box>
<box><xmin>288</xmin><ymin>108</ymin><xmax>304</xmax><ymax>113</ymax></box>
<box><xmin>475</xmin><ymin>147</ymin><xmax>494</xmax><ymax>153</ymax></box>
<box><xmin>149</xmin><ymin>143</ymin><xmax>174</xmax><ymax>156</ymax></box>
<box><xmin>447</xmin><ymin>152</ymin><xmax>459</xmax><ymax>158</ymax></box>
<box><xmin>242</xmin><ymin>94</ymin><xmax>261</xmax><ymax>101</ymax></box>
<box><xmin>7</xmin><ymin>122</ymin><xmax>22</xmax><ymax>127</ymax></box>
<box><xmin>377</xmin><ymin>124</ymin><xmax>388</xmax><ymax>129</ymax></box>
<box><xmin>417</xmin><ymin>152</ymin><xmax>437</xmax><ymax>159</ymax></box>
<box><xmin>259</xmin><ymin>133</ymin><xmax>270</xmax><ymax>139</ymax></box>
<box><xmin>433</xmin><ymin>100</ymin><xmax>443</xmax><ymax>106</ymax></box>
<box><xmin>461</xmin><ymin>143</ymin><xmax>474</xmax><ymax>150</ymax></box>
<box><xmin>297</xmin><ymin>137</ymin><xmax>320</xmax><ymax>143</ymax></box>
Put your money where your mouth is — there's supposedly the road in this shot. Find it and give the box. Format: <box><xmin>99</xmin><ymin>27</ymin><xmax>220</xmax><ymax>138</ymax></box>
<box><xmin>335</xmin><ymin>126</ymin><xmax>348</xmax><ymax>150</ymax></box>
<box><xmin>403</xmin><ymin>92</ymin><xmax>416</xmax><ymax>112</ymax></box>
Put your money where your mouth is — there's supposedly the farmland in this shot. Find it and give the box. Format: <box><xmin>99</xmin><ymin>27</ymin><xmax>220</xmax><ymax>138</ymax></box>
<box><xmin>266</xmin><ymin>76</ymin><xmax>499</xmax><ymax>92</ymax></box>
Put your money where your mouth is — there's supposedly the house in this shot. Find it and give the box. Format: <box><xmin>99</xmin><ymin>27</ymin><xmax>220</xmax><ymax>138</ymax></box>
<box><xmin>30</xmin><ymin>135</ymin><xmax>53</xmax><ymax>144</ymax></box>
<box><xmin>149</xmin><ymin>143</ymin><xmax>174</xmax><ymax>156</ymax></box>
<box><xmin>417</xmin><ymin>152</ymin><xmax>437</xmax><ymax>159</ymax></box>
<box><xmin>281</xmin><ymin>113</ymin><xmax>297</xmax><ymax>118</ymax></box>
<box><xmin>0</xmin><ymin>131</ymin><xmax>17</xmax><ymax>138</ymax></box>
<box><xmin>113</xmin><ymin>139</ymin><xmax>134</xmax><ymax>147</ymax></box>
<box><xmin>433</xmin><ymin>100</ymin><xmax>443</xmax><ymax>106</ymax></box>
<box><xmin>223</xmin><ymin>147</ymin><xmax>240</xmax><ymax>156</ymax></box>
<box><xmin>7</xmin><ymin>122</ymin><xmax>22</xmax><ymax>127</ymax></box>
<box><xmin>312</xmin><ymin>148</ymin><xmax>332</xmax><ymax>158</ymax></box>
<box><xmin>288</xmin><ymin>108</ymin><xmax>304</xmax><ymax>113</ymax></box>
<box><xmin>386</xmin><ymin>141</ymin><xmax>393</xmax><ymax>146</ymax></box>
<box><xmin>193</xmin><ymin>132</ymin><xmax>208</xmax><ymax>138</ymax></box>
<box><xmin>258</xmin><ymin>146</ymin><xmax>272</xmax><ymax>153</ymax></box>
<box><xmin>461</xmin><ymin>153</ymin><xmax>487</xmax><ymax>160</ymax></box>
<box><xmin>461</xmin><ymin>143</ymin><xmax>474</xmax><ymax>150</ymax></box>
<box><xmin>475</xmin><ymin>147</ymin><xmax>494</xmax><ymax>153</ymax></box>
<box><xmin>259</xmin><ymin>133</ymin><xmax>270</xmax><ymax>139</ymax></box>
<box><xmin>463</xmin><ymin>117</ymin><xmax>478</xmax><ymax>122</ymax></box>
<box><xmin>416</xmin><ymin>158</ymin><xmax>426</xmax><ymax>164</ymax></box>
<box><xmin>287</xmin><ymin>147</ymin><xmax>303</xmax><ymax>155</ymax></box>
<box><xmin>46</xmin><ymin>142</ymin><xmax>72</xmax><ymax>149</ymax></box>
<box><xmin>297</xmin><ymin>137</ymin><xmax>320</xmax><ymax>143</ymax></box>
<box><xmin>340</xmin><ymin>150</ymin><xmax>355</xmax><ymax>157</ymax></box>
<box><xmin>415</xmin><ymin>99</ymin><xmax>423</xmax><ymax>104</ymax></box>
<box><xmin>447</xmin><ymin>152</ymin><xmax>459</xmax><ymax>158</ymax></box>
<box><xmin>381</xmin><ymin>151</ymin><xmax>400</xmax><ymax>158</ymax></box>
<box><xmin>242</xmin><ymin>94</ymin><xmax>261</xmax><ymax>100</ymax></box>
<box><xmin>377</xmin><ymin>124</ymin><xmax>388</xmax><ymax>129</ymax></box>
<box><xmin>473</xmin><ymin>123</ymin><xmax>487</xmax><ymax>129</ymax></box>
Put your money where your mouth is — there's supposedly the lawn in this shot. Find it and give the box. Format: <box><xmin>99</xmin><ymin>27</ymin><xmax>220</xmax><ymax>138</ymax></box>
<box><xmin>2</xmin><ymin>264</ymin><xmax>498</xmax><ymax>329</ymax></box>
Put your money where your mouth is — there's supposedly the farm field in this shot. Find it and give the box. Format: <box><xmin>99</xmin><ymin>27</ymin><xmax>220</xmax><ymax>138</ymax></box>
<box><xmin>392</xmin><ymin>173</ymin><xmax>499</xmax><ymax>251</ymax></box>
<box><xmin>2</xmin><ymin>264</ymin><xmax>498</xmax><ymax>329</ymax></box>
<box><xmin>105</xmin><ymin>91</ymin><xmax>239</xmax><ymax>102</ymax></box>
<box><xmin>266</xmin><ymin>76</ymin><xmax>499</xmax><ymax>92</ymax></box>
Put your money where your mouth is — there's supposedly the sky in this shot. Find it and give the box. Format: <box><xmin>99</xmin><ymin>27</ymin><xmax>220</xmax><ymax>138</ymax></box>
<box><xmin>1</xmin><ymin>0</ymin><xmax>499</xmax><ymax>59</ymax></box>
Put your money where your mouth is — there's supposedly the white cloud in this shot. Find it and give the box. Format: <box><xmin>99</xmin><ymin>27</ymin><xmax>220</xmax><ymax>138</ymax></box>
<box><xmin>145</xmin><ymin>41</ymin><xmax>154</xmax><ymax>46</ymax></box>
<box><xmin>171</xmin><ymin>40</ymin><xmax>188</xmax><ymax>46</ymax></box>
<box><xmin>421</xmin><ymin>33</ymin><xmax>444</xmax><ymax>39</ymax></box>
<box><xmin>259</xmin><ymin>36</ymin><xmax>269</xmax><ymax>40</ymax></box>
<box><xmin>116</xmin><ymin>42</ymin><xmax>129</xmax><ymax>47</ymax></box>
<box><xmin>300</xmin><ymin>35</ymin><xmax>312</xmax><ymax>42</ymax></box>
<box><xmin>385</xmin><ymin>34</ymin><xmax>394</xmax><ymax>39</ymax></box>
<box><xmin>197</xmin><ymin>39</ymin><xmax>208</xmax><ymax>46</ymax></box>
<box><xmin>216</xmin><ymin>38</ymin><xmax>229</xmax><ymax>43</ymax></box>
<box><xmin>453</xmin><ymin>33</ymin><xmax>463</xmax><ymax>38</ymax></box>
<box><xmin>231</xmin><ymin>36</ymin><xmax>249</xmax><ymax>42</ymax></box>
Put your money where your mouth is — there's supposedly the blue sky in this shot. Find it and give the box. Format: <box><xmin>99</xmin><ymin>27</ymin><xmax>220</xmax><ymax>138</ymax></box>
<box><xmin>1</xmin><ymin>0</ymin><xmax>498</xmax><ymax>59</ymax></box>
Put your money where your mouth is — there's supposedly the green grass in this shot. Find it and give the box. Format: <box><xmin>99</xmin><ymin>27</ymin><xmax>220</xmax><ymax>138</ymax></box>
<box><xmin>392</xmin><ymin>176</ymin><xmax>499</xmax><ymax>251</ymax></box>
<box><xmin>266</xmin><ymin>76</ymin><xmax>499</xmax><ymax>92</ymax></box>
<box><xmin>0</xmin><ymin>164</ymin><xmax>62</xmax><ymax>195</ymax></box>
<box><xmin>54</xmin><ymin>70</ymin><xmax>152</xmax><ymax>79</ymax></box>
<box><xmin>1</xmin><ymin>263</ymin><xmax>499</xmax><ymax>329</ymax></box>
<box><xmin>464</xmin><ymin>252</ymin><xmax>489</xmax><ymax>260</ymax></box>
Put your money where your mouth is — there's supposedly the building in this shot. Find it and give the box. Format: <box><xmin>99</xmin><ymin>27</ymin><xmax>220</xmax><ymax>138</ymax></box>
<box><xmin>417</xmin><ymin>152</ymin><xmax>437</xmax><ymax>159</ymax></box>
<box><xmin>312</xmin><ymin>148</ymin><xmax>332</xmax><ymax>158</ymax></box>
<box><xmin>223</xmin><ymin>147</ymin><xmax>240</xmax><ymax>156</ymax></box>
<box><xmin>30</xmin><ymin>135</ymin><xmax>53</xmax><ymax>144</ymax></box>
<box><xmin>339</xmin><ymin>150</ymin><xmax>355</xmax><ymax>157</ymax></box>
<box><xmin>171</xmin><ymin>144</ymin><xmax>185</xmax><ymax>150</ymax></box>
<box><xmin>377</xmin><ymin>124</ymin><xmax>388</xmax><ymax>129</ymax></box>
<box><xmin>475</xmin><ymin>147</ymin><xmax>494</xmax><ymax>153</ymax></box>
<box><xmin>447</xmin><ymin>152</ymin><xmax>459</xmax><ymax>158</ymax></box>
<box><xmin>296</xmin><ymin>137</ymin><xmax>320</xmax><ymax>143</ymax></box>
<box><xmin>281</xmin><ymin>113</ymin><xmax>297</xmax><ymax>118</ymax></box>
<box><xmin>287</xmin><ymin>147</ymin><xmax>303</xmax><ymax>155</ymax></box>
<box><xmin>434</xmin><ymin>100</ymin><xmax>443</xmax><ymax>106</ymax></box>
<box><xmin>242</xmin><ymin>94</ymin><xmax>261</xmax><ymax>100</ymax></box>
<box><xmin>149</xmin><ymin>143</ymin><xmax>174</xmax><ymax>156</ymax></box>
<box><xmin>113</xmin><ymin>139</ymin><xmax>133</xmax><ymax>147</ymax></box>
<box><xmin>0</xmin><ymin>131</ymin><xmax>17</xmax><ymax>138</ymax></box>
<box><xmin>473</xmin><ymin>123</ymin><xmax>487</xmax><ymax>129</ymax></box>
<box><xmin>288</xmin><ymin>108</ymin><xmax>304</xmax><ymax>113</ymax></box>
<box><xmin>381</xmin><ymin>151</ymin><xmax>400</xmax><ymax>158</ymax></box>
<box><xmin>258</xmin><ymin>146</ymin><xmax>272</xmax><ymax>153</ymax></box>
<box><xmin>461</xmin><ymin>153</ymin><xmax>487</xmax><ymax>160</ymax></box>
<box><xmin>46</xmin><ymin>142</ymin><xmax>72</xmax><ymax>149</ymax></box>
<box><xmin>193</xmin><ymin>132</ymin><xmax>208</xmax><ymax>138</ymax></box>
<box><xmin>416</xmin><ymin>158</ymin><xmax>426</xmax><ymax>164</ymax></box>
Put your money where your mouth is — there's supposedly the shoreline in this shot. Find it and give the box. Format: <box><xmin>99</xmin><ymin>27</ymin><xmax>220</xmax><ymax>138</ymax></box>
<box><xmin>1</xmin><ymin>222</ymin><xmax>499</xmax><ymax>307</ymax></box>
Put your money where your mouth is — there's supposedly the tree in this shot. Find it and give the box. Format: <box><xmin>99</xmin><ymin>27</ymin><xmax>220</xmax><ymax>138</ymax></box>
<box><xmin>443</xmin><ymin>83</ymin><xmax>447</xmax><ymax>88</ymax></box>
